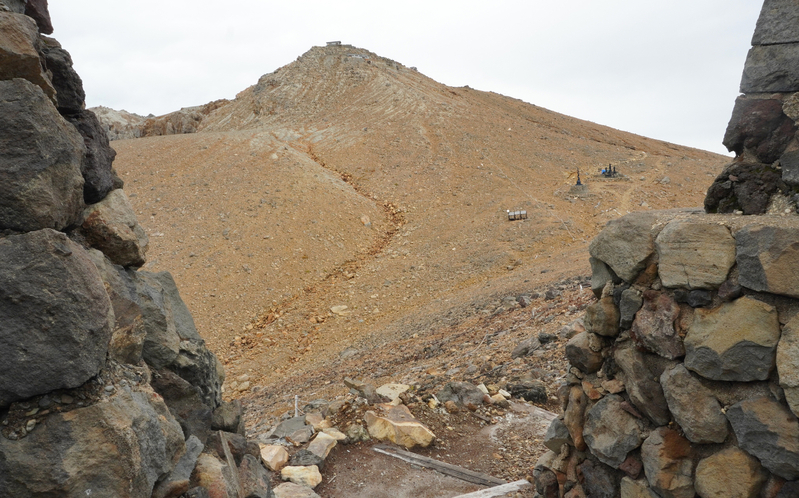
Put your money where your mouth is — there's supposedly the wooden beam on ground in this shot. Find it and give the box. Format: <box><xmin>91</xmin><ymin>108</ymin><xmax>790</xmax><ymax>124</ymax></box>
<box><xmin>372</xmin><ymin>444</ymin><xmax>507</xmax><ymax>487</ymax></box>
<box><xmin>450</xmin><ymin>480</ymin><xmax>533</xmax><ymax>497</ymax></box>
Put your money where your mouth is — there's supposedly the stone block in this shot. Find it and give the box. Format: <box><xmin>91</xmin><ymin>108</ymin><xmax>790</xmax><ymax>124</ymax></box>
<box><xmin>614</xmin><ymin>346</ymin><xmax>671</xmax><ymax>426</ymax></box>
<box><xmin>736</xmin><ymin>224</ymin><xmax>799</xmax><ymax>299</ymax></box>
<box><xmin>655</xmin><ymin>219</ymin><xmax>735</xmax><ymax>289</ymax></box>
<box><xmin>0</xmin><ymin>78</ymin><xmax>84</xmax><ymax>231</ymax></box>
<box><xmin>0</xmin><ymin>229</ymin><xmax>112</xmax><ymax>406</ymax></box>
<box><xmin>0</xmin><ymin>12</ymin><xmax>55</xmax><ymax>99</ymax></box>
<box><xmin>565</xmin><ymin>331</ymin><xmax>604</xmax><ymax>373</ymax></box>
<box><xmin>80</xmin><ymin>188</ymin><xmax>148</xmax><ymax>268</ymax></box>
<box><xmin>641</xmin><ymin>427</ymin><xmax>694</xmax><ymax>498</ymax></box>
<box><xmin>584</xmin><ymin>395</ymin><xmax>647</xmax><ymax>468</ymax></box>
<box><xmin>259</xmin><ymin>444</ymin><xmax>289</xmax><ymax>472</ymax></box>
<box><xmin>694</xmin><ymin>447</ymin><xmax>765</xmax><ymax>498</ymax></box>
<box><xmin>364</xmin><ymin>404</ymin><xmax>435</xmax><ymax>449</ymax></box>
<box><xmin>584</xmin><ymin>296</ymin><xmax>620</xmax><ymax>337</ymax></box>
<box><xmin>778</xmin><ymin>313</ymin><xmax>799</xmax><ymax>417</ymax></box>
<box><xmin>726</xmin><ymin>396</ymin><xmax>799</xmax><ymax>480</ymax></box>
<box><xmin>630</xmin><ymin>291</ymin><xmax>684</xmax><ymax>360</ymax></box>
<box><xmin>589</xmin><ymin>212</ymin><xmax>658</xmax><ymax>283</ymax></box>
<box><xmin>660</xmin><ymin>364</ymin><xmax>728</xmax><ymax>444</ymax></box>
<box><xmin>280</xmin><ymin>465</ymin><xmax>322</xmax><ymax>489</ymax></box>
<box><xmin>685</xmin><ymin>296</ymin><xmax>780</xmax><ymax>381</ymax></box>
<box><xmin>742</xmin><ymin>43</ymin><xmax>799</xmax><ymax>93</ymax></box>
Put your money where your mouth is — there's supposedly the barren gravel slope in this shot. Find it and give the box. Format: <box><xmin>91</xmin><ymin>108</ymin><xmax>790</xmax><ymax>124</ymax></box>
<box><xmin>111</xmin><ymin>43</ymin><xmax>728</xmax><ymax>424</ymax></box>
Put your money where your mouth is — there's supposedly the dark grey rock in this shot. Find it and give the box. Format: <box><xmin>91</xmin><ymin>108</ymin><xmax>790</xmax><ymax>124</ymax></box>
<box><xmin>736</xmin><ymin>224</ymin><xmax>799</xmax><ymax>299</ymax></box>
<box><xmin>589</xmin><ymin>212</ymin><xmax>659</xmax><ymax>283</ymax></box>
<box><xmin>655</xmin><ymin>218</ymin><xmax>736</xmax><ymax>290</ymax></box>
<box><xmin>0</xmin><ymin>390</ymin><xmax>185</xmax><ymax>497</ymax></box>
<box><xmin>212</xmin><ymin>400</ymin><xmax>245</xmax><ymax>435</ymax></box>
<box><xmin>507</xmin><ymin>378</ymin><xmax>547</xmax><ymax>403</ymax></box>
<box><xmin>544</xmin><ymin>417</ymin><xmax>572</xmax><ymax>453</ymax></box>
<box><xmin>727</xmin><ymin>396</ymin><xmax>799</xmax><ymax>480</ymax></box>
<box><xmin>239</xmin><ymin>454</ymin><xmax>271</xmax><ymax>498</ymax></box>
<box><xmin>65</xmin><ymin>109</ymin><xmax>117</xmax><ymax>204</ymax></box>
<box><xmin>619</xmin><ymin>288</ymin><xmax>643</xmax><ymax>329</ymax></box>
<box><xmin>630</xmin><ymin>290</ymin><xmax>684</xmax><ymax>360</ymax></box>
<box><xmin>752</xmin><ymin>0</ymin><xmax>799</xmax><ymax>44</ymax></box>
<box><xmin>151</xmin><ymin>368</ymin><xmax>213</xmax><ymax>443</ymax></box>
<box><xmin>687</xmin><ymin>289</ymin><xmax>713</xmax><ymax>307</ymax></box>
<box><xmin>565</xmin><ymin>331</ymin><xmax>604</xmax><ymax>374</ymax></box>
<box><xmin>289</xmin><ymin>449</ymin><xmax>325</xmax><ymax>471</ymax></box>
<box><xmin>0</xmin><ymin>229</ymin><xmax>112</xmax><ymax>406</ymax></box>
<box><xmin>152</xmin><ymin>435</ymin><xmax>204</xmax><ymax>498</ymax></box>
<box><xmin>781</xmin><ymin>147</ymin><xmax>799</xmax><ymax>186</ymax></box>
<box><xmin>39</xmin><ymin>36</ymin><xmax>85</xmax><ymax>114</ymax></box>
<box><xmin>24</xmin><ymin>0</ymin><xmax>51</xmax><ymax>34</ymax></box>
<box><xmin>207</xmin><ymin>430</ymin><xmax>254</xmax><ymax>467</ymax></box>
<box><xmin>660</xmin><ymin>364</ymin><xmax>728</xmax><ymax>443</ymax></box>
<box><xmin>1</xmin><ymin>1</ymin><xmax>26</xmax><ymax>13</ymax></box>
<box><xmin>685</xmin><ymin>296</ymin><xmax>780</xmax><ymax>382</ymax></box>
<box><xmin>583</xmin><ymin>394</ymin><xmax>647</xmax><ymax>468</ymax></box>
<box><xmin>742</xmin><ymin>43</ymin><xmax>799</xmax><ymax>93</ymax></box>
<box><xmin>705</xmin><ymin>161</ymin><xmax>785</xmax><ymax>214</ymax></box>
<box><xmin>776</xmin><ymin>481</ymin><xmax>799</xmax><ymax>498</ymax></box>
<box><xmin>614</xmin><ymin>346</ymin><xmax>672</xmax><ymax>426</ymax></box>
<box><xmin>718</xmin><ymin>277</ymin><xmax>743</xmax><ymax>302</ymax></box>
<box><xmin>517</xmin><ymin>294</ymin><xmax>533</xmax><ymax>307</ymax></box>
<box><xmin>268</xmin><ymin>416</ymin><xmax>311</xmax><ymax>441</ymax></box>
<box><xmin>511</xmin><ymin>336</ymin><xmax>540</xmax><ymax>358</ymax></box>
<box><xmin>579</xmin><ymin>458</ymin><xmax>618</xmax><ymax>498</ymax></box>
<box><xmin>538</xmin><ymin>332</ymin><xmax>557</xmax><ymax>344</ymax></box>
<box><xmin>584</xmin><ymin>296</ymin><xmax>620</xmax><ymax>337</ymax></box>
<box><xmin>436</xmin><ymin>381</ymin><xmax>486</xmax><ymax>407</ymax></box>
<box><xmin>533</xmin><ymin>466</ymin><xmax>559</xmax><ymax>498</ymax></box>
<box><xmin>0</xmin><ymin>78</ymin><xmax>85</xmax><ymax>231</ymax></box>
<box><xmin>80</xmin><ymin>189</ymin><xmax>148</xmax><ymax>267</ymax></box>
<box><xmin>589</xmin><ymin>256</ymin><xmax>621</xmax><ymax>298</ymax></box>
<box><xmin>133</xmin><ymin>271</ymin><xmax>181</xmax><ymax>369</ymax></box>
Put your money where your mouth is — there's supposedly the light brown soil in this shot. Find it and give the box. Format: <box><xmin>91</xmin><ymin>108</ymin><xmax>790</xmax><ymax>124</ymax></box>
<box><xmin>110</xmin><ymin>43</ymin><xmax>729</xmax><ymax>495</ymax></box>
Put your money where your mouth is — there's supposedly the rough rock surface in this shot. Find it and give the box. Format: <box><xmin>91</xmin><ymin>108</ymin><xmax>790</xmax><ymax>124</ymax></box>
<box><xmin>703</xmin><ymin>162</ymin><xmax>784</xmax><ymax>215</ymax></box>
<box><xmin>273</xmin><ymin>482</ymin><xmax>321</xmax><ymax>498</ymax></box>
<box><xmin>583</xmin><ymin>394</ymin><xmax>647</xmax><ymax>468</ymax></box>
<box><xmin>741</xmin><ymin>44</ymin><xmax>799</xmax><ymax>94</ymax></box>
<box><xmin>778</xmin><ymin>313</ymin><xmax>799</xmax><ymax>417</ymax></box>
<box><xmin>281</xmin><ymin>465</ymin><xmax>322</xmax><ymax>489</ymax></box>
<box><xmin>736</xmin><ymin>224</ymin><xmax>799</xmax><ymax>299</ymax></box>
<box><xmin>583</xmin><ymin>296</ymin><xmax>620</xmax><ymax>337</ymax></box>
<box><xmin>38</xmin><ymin>35</ymin><xmax>85</xmax><ymax>113</ymax></box>
<box><xmin>684</xmin><ymin>296</ymin><xmax>780</xmax><ymax>381</ymax></box>
<box><xmin>613</xmin><ymin>346</ymin><xmax>671</xmax><ymax>426</ymax></box>
<box><xmin>660</xmin><ymin>364</ymin><xmax>728</xmax><ymax>444</ymax></box>
<box><xmin>726</xmin><ymin>396</ymin><xmax>799</xmax><ymax>480</ymax></box>
<box><xmin>588</xmin><ymin>212</ymin><xmax>658</xmax><ymax>283</ymax></box>
<box><xmin>694</xmin><ymin>447</ymin><xmax>765</xmax><ymax>498</ymax></box>
<box><xmin>81</xmin><ymin>188</ymin><xmax>148</xmax><ymax>267</ymax></box>
<box><xmin>0</xmin><ymin>78</ymin><xmax>85</xmax><ymax>231</ymax></box>
<box><xmin>0</xmin><ymin>229</ymin><xmax>112</xmax><ymax>406</ymax></box>
<box><xmin>655</xmin><ymin>219</ymin><xmax>736</xmax><ymax>289</ymax></box>
<box><xmin>0</xmin><ymin>389</ymin><xmax>185</xmax><ymax>498</ymax></box>
<box><xmin>66</xmin><ymin>109</ymin><xmax>119</xmax><ymax>204</ymax></box>
<box><xmin>618</xmin><ymin>288</ymin><xmax>643</xmax><ymax>329</ymax></box>
<box><xmin>364</xmin><ymin>404</ymin><xmax>435</xmax><ymax>448</ymax></box>
<box><xmin>640</xmin><ymin>427</ymin><xmax>694</xmax><ymax>498</ymax></box>
<box><xmin>723</xmin><ymin>96</ymin><xmax>796</xmax><ymax>162</ymax></box>
<box><xmin>630</xmin><ymin>291</ymin><xmax>684</xmax><ymax>360</ymax></box>
<box><xmin>0</xmin><ymin>12</ymin><xmax>55</xmax><ymax>99</ymax></box>
<box><xmin>565</xmin><ymin>331</ymin><xmax>604</xmax><ymax>373</ymax></box>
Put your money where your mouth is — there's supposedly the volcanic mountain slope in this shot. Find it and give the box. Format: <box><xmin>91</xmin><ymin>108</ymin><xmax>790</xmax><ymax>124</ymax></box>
<box><xmin>110</xmin><ymin>43</ymin><xmax>728</xmax><ymax>407</ymax></box>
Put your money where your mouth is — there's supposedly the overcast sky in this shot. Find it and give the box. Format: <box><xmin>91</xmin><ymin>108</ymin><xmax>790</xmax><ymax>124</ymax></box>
<box><xmin>48</xmin><ymin>1</ymin><xmax>763</xmax><ymax>155</ymax></box>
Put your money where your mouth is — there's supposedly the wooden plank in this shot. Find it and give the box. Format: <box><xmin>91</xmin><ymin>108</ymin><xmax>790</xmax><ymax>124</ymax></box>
<box><xmin>372</xmin><ymin>444</ymin><xmax>507</xmax><ymax>487</ymax></box>
<box><xmin>450</xmin><ymin>480</ymin><xmax>533</xmax><ymax>498</ymax></box>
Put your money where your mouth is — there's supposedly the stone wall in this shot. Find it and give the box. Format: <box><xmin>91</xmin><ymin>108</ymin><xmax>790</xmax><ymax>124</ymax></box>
<box><xmin>0</xmin><ymin>3</ymin><xmax>269</xmax><ymax>497</ymax></box>
<box><xmin>705</xmin><ymin>0</ymin><xmax>799</xmax><ymax>215</ymax></box>
<box><xmin>538</xmin><ymin>210</ymin><xmax>799</xmax><ymax>498</ymax></box>
<box><xmin>537</xmin><ymin>3</ymin><xmax>799</xmax><ymax>497</ymax></box>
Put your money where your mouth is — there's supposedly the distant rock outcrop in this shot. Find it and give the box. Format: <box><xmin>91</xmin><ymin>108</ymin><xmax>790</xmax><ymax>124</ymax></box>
<box><xmin>0</xmin><ymin>3</ymin><xmax>269</xmax><ymax>497</ymax></box>
<box><xmin>91</xmin><ymin>99</ymin><xmax>229</xmax><ymax>141</ymax></box>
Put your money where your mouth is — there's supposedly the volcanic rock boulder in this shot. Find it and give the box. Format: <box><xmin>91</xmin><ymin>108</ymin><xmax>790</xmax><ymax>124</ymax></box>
<box><xmin>0</xmin><ymin>77</ymin><xmax>85</xmax><ymax>232</ymax></box>
<box><xmin>0</xmin><ymin>12</ymin><xmax>55</xmax><ymax>99</ymax></box>
<box><xmin>0</xmin><ymin>229</ymin><xmax>112</xmax><ymax>406</ymax></box>
<box><xmin>0</xmin><ymin>389</ymin><xmax>185</xmax><ymax>498</ymax></box>
<box><xmin>80</xmin><ymin>188</ymin><xmax>148</xmax><ymax>267</ymax></box>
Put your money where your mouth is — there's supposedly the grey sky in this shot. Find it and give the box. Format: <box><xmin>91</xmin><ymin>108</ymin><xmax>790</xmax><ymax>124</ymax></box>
<box><xmin>48</xmin><ymin>1</ymin><xmax>763</xmax><ymax>155</ymax></box>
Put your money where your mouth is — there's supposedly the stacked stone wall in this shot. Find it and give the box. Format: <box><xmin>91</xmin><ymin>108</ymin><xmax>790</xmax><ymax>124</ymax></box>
<box><xmin>539</xmin><ymin>210</ymin><xmax>799</xmax><ymax>498</ymax></box>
